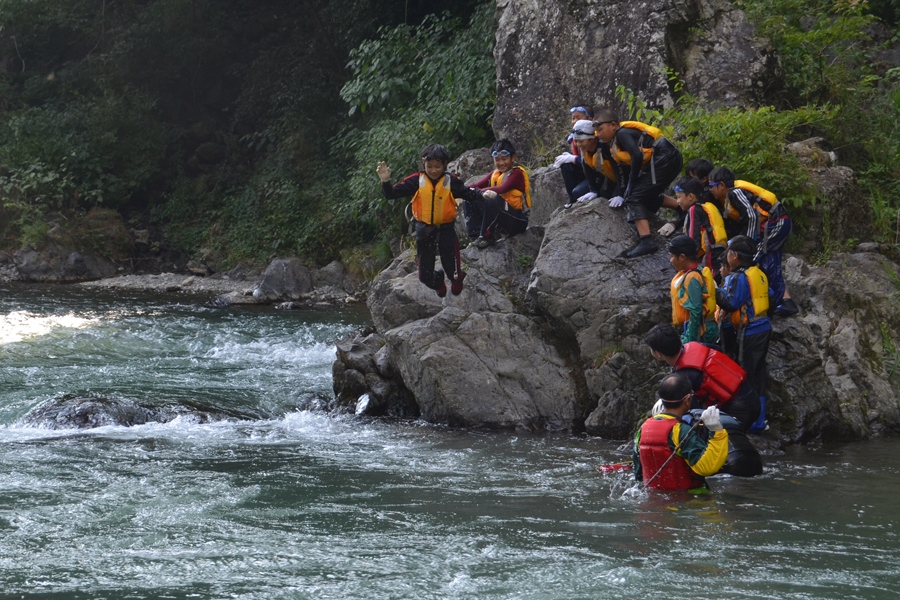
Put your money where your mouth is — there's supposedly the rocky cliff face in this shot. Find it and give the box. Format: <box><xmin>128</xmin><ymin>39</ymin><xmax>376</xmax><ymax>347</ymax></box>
<box><xmin>333</xmin><ymin>169</ymin><xmax>900</xmax><ymax>444</ymax></box>
<box><xmin>492</xmin><ymin>0</ymin><xmax>779</xmax><ymax>156</ymax></box>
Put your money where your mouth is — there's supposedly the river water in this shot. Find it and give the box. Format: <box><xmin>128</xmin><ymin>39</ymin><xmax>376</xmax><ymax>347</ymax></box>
<box><xmin>1</xmin><ymin>284</ymin><xmax>898</xmax><ymax>599</ymax></box>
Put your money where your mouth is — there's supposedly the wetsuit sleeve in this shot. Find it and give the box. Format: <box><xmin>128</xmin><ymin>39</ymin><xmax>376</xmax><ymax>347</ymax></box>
<box><xmin>470</xmin><ymin>173</ymin><xmax>492</xmax><ymax>189</ymax></box>
<box><xmin>760</xmin><ymin>210</ymin><xmax>790</xmax><ymax>254</ymax></box>
<box><xmin>673</xmin><ymin>422</ymin><xmax>729</xmax><ymax>477</ymax></box>
<box><xmin>482</xmin><ymin>168</ymin><xmax>525</xmax><ymax>195</ymax></box>
<box><xmin>615</xmin><ymin>128</ymin><xmax>644</xmax><ymax>198</ymax></box>
<box><xmin>728</xmin><ymin>189</ymin><xmax>760</xmax><ymax>240</ymax></box>
<box><xmin>717</xmin><ymin>271</ymin><xmax>751</xmax><ymax>313</ymax></box>
<box><xmin>449</xmin><ymin>175</ymin><xmax>484</xmax><ymax>203</ymax></box>
<box><xmin>680</xmin><ymin>273</ymin><xmax>706</xmax><ymax>344</ymax></box>
<box><xmin>382</xmin><ymin>173</ymin><xmax>421</xmax><ymax>200</ymax></box>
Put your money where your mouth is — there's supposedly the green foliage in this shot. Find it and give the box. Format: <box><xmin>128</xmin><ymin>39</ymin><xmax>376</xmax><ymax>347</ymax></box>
<box><xmin>0</xmin><ymin>90</ymin><xmax>168</xmax><ymax>212</ymax></box>
<box><xmin>736</xmin><ymin>0</ymin><xmax>900</xmax><ymax>241</ymax></box>
<box><xmin>336</xmin><ymin>2</ymin><xmax>496</xmax><ymax>236</ymax></box>
<box><xmin>736</xmin><ymin>0</ymin><xmax>876</xmax><ymax>104</ymax></box>
<box><xmin>616</xmin><ymin>86</ymin><xmax>831</xmax><ymax>209</ymax></box>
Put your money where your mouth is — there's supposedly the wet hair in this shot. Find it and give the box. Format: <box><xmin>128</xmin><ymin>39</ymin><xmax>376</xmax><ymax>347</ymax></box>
<box><xmin>593</xmin><ymin>108</ymin><xmax>619</xmax><ymax>124</ymax></box>
<box><xmin>708</xmin><ymin>166</ymin><xmax>736</xmax><ymax>185</ymax></box>
<box><xmin>570</xmin><ymin>104</ymin><xmax>594</xmax><ymax>118</ymax></box>
<box><xmin>659</xmin><ymin>372</ymin><xmax>693</xmax><ymax>404</ymax></box>
<box><xmin>420</xmin><ymin>144</ymin><xmax>450</xmax><ymax>163</ymax></box>
<box><xmin>673</xmin><ymin>176</ymin><xmax>705</xmax><ymax>199</ymax></box>
<box><xmin>685</xmin><ymin>158</ymin><xmax>714</xmax><ymax>179</ymax></box>
<box><xmin>642</xmin><ymin>323</ymin><xmax>684</xmax><ymax>358</ymax></box>
<box><xmin>728</xmin><ymin>235</ymin><xmax>758</xmax><ymax>266</ymax></box>
<box><xmin>491</xmin><ymin>139</ymin><xmax>517</xmax><ymax>156</ymax></box>
<box><xmin>668</xmin><ymin>234</ymin><xmax>698</xmax><ymax>259</ymax></box>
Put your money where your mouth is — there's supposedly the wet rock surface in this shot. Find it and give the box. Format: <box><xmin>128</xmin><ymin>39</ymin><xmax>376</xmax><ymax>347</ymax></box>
<box><xmin>20</xmin><ymin>394</ymin><xmax>263</xmax><ymax>430</ymax></box>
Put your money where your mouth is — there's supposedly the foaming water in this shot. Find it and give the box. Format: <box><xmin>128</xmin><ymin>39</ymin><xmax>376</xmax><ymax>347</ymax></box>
<box><xmin>1</xmin><ymin>285</ymin><xmax>899</xmax><ymax>599</ymax></box>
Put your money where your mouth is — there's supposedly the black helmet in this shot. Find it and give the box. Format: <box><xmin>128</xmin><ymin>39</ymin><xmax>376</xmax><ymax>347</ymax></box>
<box><xmin>667</xmin><ymin>234</ymin><xmax>698</xmax><ymax>258</ymax></box>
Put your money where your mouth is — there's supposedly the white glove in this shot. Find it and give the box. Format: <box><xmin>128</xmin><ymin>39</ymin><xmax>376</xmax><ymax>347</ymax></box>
<box><xmin>700</xmin><ymin>406</ymin><xmax>723</xmax><ymax>432</ymax></box>
<box><xmin>376</xmin><ymin>161</ymin><xmax>391</xmax><ymax>183</ymax></box>
<box><xmin>608</xmin><ymin>196</ymin><xmax>625</xmax><ymax>208</ymax></box>
<box><xmin>651</xmin><ymin>399</ymin><xmax>664</xmax><ymax>416</ymax></box>
<box><xmin>577</xmin><ymin>191</ymin><xmax>597</xmax><ymax>203</ymax></box>
<box><xmin>482</xmin><ymin>190</ymin><xmax>498</xmax><ymax>199</ymax></box>
<box><xmin>658</xmin><ymin>223</ymin><xmax>676</xmax><ymax>236</ymax></box>
<box><xmin>553</xmin><ymin>153</ymin><xmax>577</xmax><ymax>168</ymax></box>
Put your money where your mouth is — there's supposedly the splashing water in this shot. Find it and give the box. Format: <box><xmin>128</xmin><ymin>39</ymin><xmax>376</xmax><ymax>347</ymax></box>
<box><xmin>1</xmin><ymin>285</ymin><xmax>899</xmax><ymax>599</ymax></box>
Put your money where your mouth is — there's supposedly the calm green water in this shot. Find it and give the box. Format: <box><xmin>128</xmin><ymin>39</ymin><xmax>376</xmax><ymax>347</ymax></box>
<box><xmin>1</xmin><ymin>285</ymin><xmax>898</xmax><ymax>600</ymax></box>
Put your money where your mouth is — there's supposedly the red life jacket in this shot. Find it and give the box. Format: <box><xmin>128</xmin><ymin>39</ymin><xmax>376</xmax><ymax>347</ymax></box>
<box><xmin>639</xmin><ymin>416</ymin><xmax>705</xmax><ymax>491</ymax></box>
<box><xmin>674</xmin><ymin>342</ymin><xmax>746</xmax><ymax>407</ymax></box>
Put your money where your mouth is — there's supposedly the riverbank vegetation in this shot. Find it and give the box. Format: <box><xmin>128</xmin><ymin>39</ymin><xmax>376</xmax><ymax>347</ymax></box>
<box><xmin>0</xmin><ymin>0</ymin><xmax>897</xmax><ymax>271</ymax></box>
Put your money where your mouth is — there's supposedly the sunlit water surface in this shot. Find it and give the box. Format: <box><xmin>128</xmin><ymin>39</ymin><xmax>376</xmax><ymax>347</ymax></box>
<box><xmin>1</xmin><ymin>285</ymin><xmax>898</xmax><ymax>599</ymax></box>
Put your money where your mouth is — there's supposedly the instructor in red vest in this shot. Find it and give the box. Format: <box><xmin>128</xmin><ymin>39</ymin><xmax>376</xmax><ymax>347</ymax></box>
<box><xmin>633</xmin><ymin>373</ymin><xmax>728</xmax><ymax>491</ymax></box>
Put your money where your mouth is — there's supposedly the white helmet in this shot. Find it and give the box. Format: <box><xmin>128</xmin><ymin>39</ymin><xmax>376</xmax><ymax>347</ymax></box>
<box><xmin>571</xmin><ymin>119</ymin><xmax>596</xmax><ymax>140</ymax></box>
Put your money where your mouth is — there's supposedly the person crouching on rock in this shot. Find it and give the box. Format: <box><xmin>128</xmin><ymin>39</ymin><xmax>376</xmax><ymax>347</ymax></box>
<box><xmin>377</xmin><ymin>144</ymin><xmax>482</xmax><ymax>297</ymax></box>
<box><xmin>668</xmin><ymin>234</ymin><xmax>719</xmax><ymax>345</ymax></box>
<box><xmin>632</xmin><ymin>372</ymin><xmax>728</xmax><ymax>491</ymax></box>
<box><xmin>593</xmin><ymin>109</ymin><xmax>683</xmax><ymax>258</ymax></box>
<box><xmin>553</xmin><ymin>119</ymin><xmax>619</xmax><ymax>209</ymax></box>
<box><xmin>466</xmin><ymin>139</ymin><xmax>531</xmax><ymax>250</ymax></box>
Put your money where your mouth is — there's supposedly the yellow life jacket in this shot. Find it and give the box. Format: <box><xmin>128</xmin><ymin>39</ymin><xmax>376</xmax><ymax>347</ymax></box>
<box><xmin>584</xmin><ymin>149</ymin><xmax>618</xmax><ymax>183</ymax></box>
<box><xmin>490</xmin><ymin>165</ymin><xmax>531</xmax><ymax>211</ymax></box>
<box><xmin>671</xmin><ymin>266</ymin><xmax>717</xmax><ymax>331</ymax></box>
<box><xmin>610</xmin><ymin>121</ymin><xmax>664</xmax><ymax>168</ymax></box>
<box><xmin>412</xmin><ymin>173</ymin><xmax>456</xmax><ymax>225</ymax></box>
<box><xmin>716</xmin><ymin>266</ymin><xmax>770</xmax><ymax>327</ymax></box>
<box><xmin>699</xmin><ymin>202</ymin><xmax>728</xmax><ymax>256</ymax></box>
<box><xmin>732</xmin><ymin>180</ymin><xmax>779</xmax><ymax>222</ymax></box>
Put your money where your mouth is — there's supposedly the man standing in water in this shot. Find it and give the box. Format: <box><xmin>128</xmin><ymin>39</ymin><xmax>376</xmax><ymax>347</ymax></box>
<box><xmin>633</xmin><ymin>373</ymin><xmax>728</xmax><ymax>491</ymax></box>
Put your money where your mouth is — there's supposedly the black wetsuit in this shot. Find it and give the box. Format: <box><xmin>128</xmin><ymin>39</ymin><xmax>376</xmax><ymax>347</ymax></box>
<box><xmin>612</xmin><ymin>126</ymin><xmax>683</xmax><ymax>223</ymax></box>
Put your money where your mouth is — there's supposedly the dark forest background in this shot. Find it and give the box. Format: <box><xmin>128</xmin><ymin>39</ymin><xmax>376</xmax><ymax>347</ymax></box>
<box><xmin>0</xmin><ymin>0</ymin><xmax>898</xmax><ymax>273</ymax></box>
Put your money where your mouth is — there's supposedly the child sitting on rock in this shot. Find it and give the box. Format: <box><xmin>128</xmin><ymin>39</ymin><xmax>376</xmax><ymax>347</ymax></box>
<box><xmin>593</xmin><ymin>109</ymin><xmax>683</xmax><ymax>257</ymax></box>
<box><xmin>707</xmin><ymin>166</ymin><xmax>799</xmax><ymax>316</ymax></box>
<box><xmin>466</xmin><ymin>139</ymin><xmax>530</xmax><ymax>249</ymax></box>
<box><xmin>715</xmin><ymin>235</ymin><xmax>773</xmax><ymax>432</ymax></box>
<box><xmin>377</xmin><ymin>144</ymin><xmax>482</xmax><ymax>297</ymax></box>
<box><xmin>668</xmin><ymin>234</ymin><xmax>719</xmax><ymax>345</ymax></box>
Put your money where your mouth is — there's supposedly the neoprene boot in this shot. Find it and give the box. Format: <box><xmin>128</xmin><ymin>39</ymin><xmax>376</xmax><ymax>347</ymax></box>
<box><xmin>625</xmin><ymin>235</ymin><xmax>658</xmax><ymax>258</ymax></box>
<box><xmin>749</xmin><ymin>396</ymin><xmax>768</xmax><ymax>433</ymax></box>
<box><xmin>474</xmin><ymin>236</ymin><xmax>495</xmax><ymax>249</ymax></box>
<box><xmin>450</xmin><ymin>269</ymin><xmax>466</xmax><ymax>296</ymax></box>
<box><xmin>774</xmin><ymin>298</ymin><xmax>799</xmax><ymax>317</ymax></box>
<box><xmin>434</xmin><ymin>270</ymin><xmax>447</xmax><ymax>298</ymax></box>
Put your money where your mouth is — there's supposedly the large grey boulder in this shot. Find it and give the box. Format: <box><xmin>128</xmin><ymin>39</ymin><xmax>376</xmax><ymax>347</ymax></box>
<box><xmin>386</xmin><ymin>307</ymin><xmax>579</xmax><ymax>429</ymax></box>
<box><xmin>253</xmin><ymin>257</ymin><xmax>313</xmax><ymax>301</ymax></box>
<box><xmin>337</xmin><ymin>225</ymin><xmax>578</xmax><ymax>429</ymax></box>
<box><xmin>493</xmin><ymin>0</ymin><xmax>778</xmax><ymax>156</ymax></box>
<box><xmin>13</xmin><ymin>243</ymin><xmax>117</xmax><ymax>282</ymax></box>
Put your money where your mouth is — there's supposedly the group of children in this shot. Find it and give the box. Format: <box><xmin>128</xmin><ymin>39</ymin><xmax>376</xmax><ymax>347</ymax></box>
<box><xmin>376</xmin><ymin>105</ymin><xmax>800</xmax><ymax>437</ymax></box>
